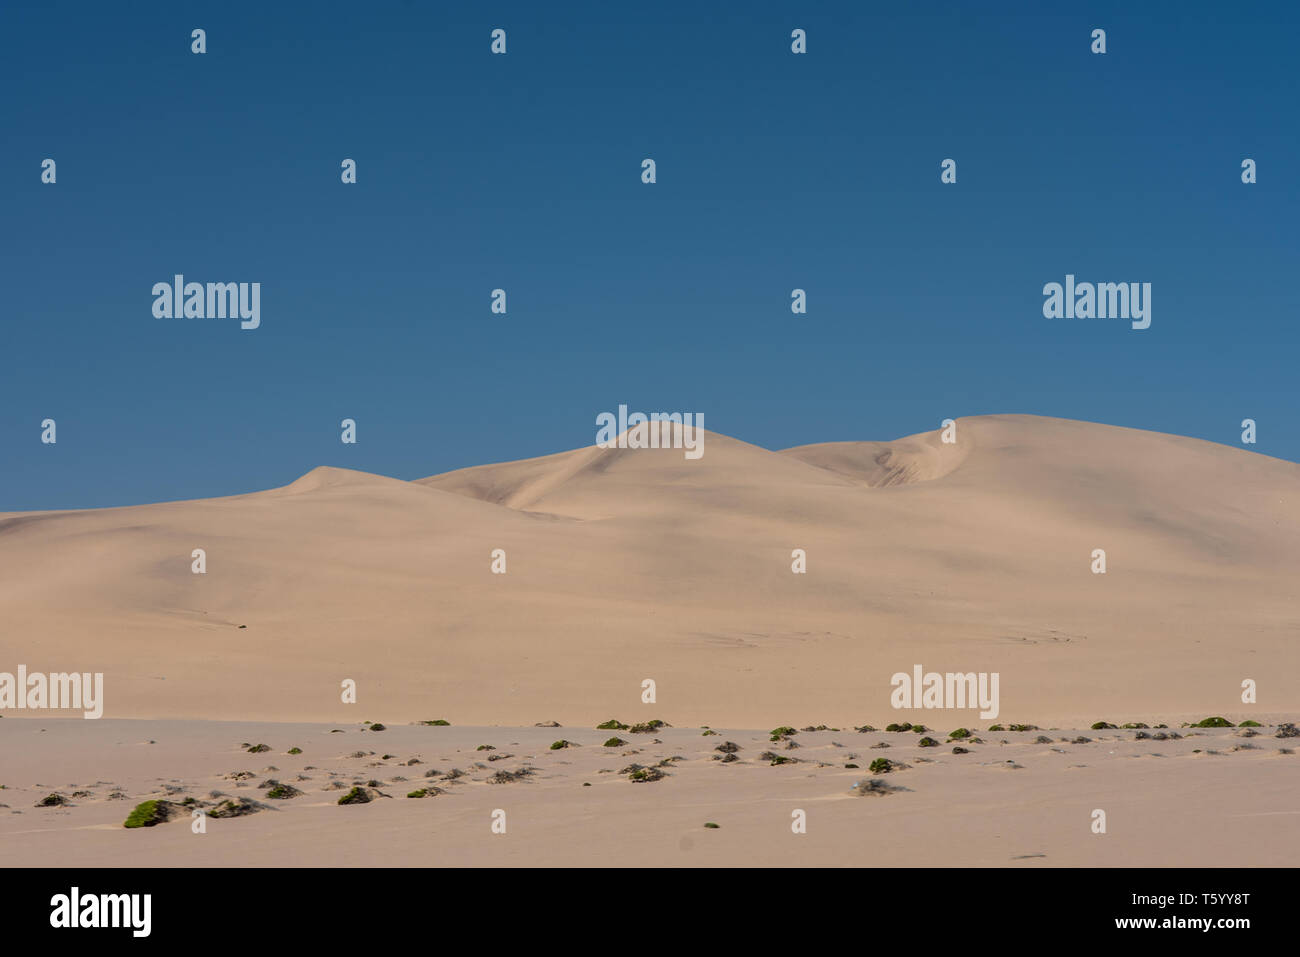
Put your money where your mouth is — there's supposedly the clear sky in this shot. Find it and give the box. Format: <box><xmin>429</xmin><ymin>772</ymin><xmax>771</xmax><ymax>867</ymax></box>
<box><xmin>4</xmin><ymin>0</ymin><xmax>1297</xmax><ymax>509</ymax></box>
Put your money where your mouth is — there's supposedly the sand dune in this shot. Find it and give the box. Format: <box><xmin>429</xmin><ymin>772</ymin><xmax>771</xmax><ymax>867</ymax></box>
<box><xmin>1</xmin><ymin>414</ymin><xmax>1297</xmax><ymax>727</ymax></box>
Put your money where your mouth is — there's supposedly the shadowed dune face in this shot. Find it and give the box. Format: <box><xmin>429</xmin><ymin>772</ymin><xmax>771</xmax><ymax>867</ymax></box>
<box><xmin>1</xmin><ymin>414</ymin><xmax>1298</xmax><ymax>727</ymax></box>
<box><xmin>781</xmin><ymin>430</ymin><xmax>970</xmax><ymax>487</ymax></box>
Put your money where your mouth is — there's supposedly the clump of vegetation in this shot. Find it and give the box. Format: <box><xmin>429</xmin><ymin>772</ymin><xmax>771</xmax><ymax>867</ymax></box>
<box><xmin>769</xmin><ymin>726</ymin><xmax>798</xmax><ymax>741</ymax></box>
<box><xmin>758</xmin><ymin>751</ymin><xmax>794</xmax><ymax>765</ymax></box>
<box><xmin>714</xmin><ymin>752</ymin><xmax>739</xmax><ymax>763</ymax></box>
<box><xmin>851</xmin><ymin>778</ymin><xmax>906</xmax><ymax>797</ymax></box>
<box><xmin>602</xmin><ymin>737</ymin><xmax>627</xmax><ymax>747</ymax></box>
<box><xmin>885</xmin><ymin>723</ymin><xmax>913</xmax><ymax>733</ymax></box>
<box><xmin>1134</xmin><ymin>731</ymin><xmax>1151</xmax><ymax>740</ymax></box>
<box><xmin>337</xmin><ymin>787</ymin><xmax>373</xmax><ymax>805</ymax></box>
<box><xmin>1238</xmin><ymin>720</ymin><xmax>1262</xmax><ymax>727</ymax></box>
<box><xmin>854</xmin><ymin>725</ymin><xmax>877</xmax><ymax>733</ymax></box>
<box><xmin>420</xmin><ymin>719</ymin><xmax>451</xmax><ymax>726</ymax></box>
<box><xmin>1275</xmin><ymin>723</ymin><xmax>1299</xmax><ymax>739</ymax></box>
<box><xmin>123</xmin><ymin>800</ymin><xmax>180</xmax><ymax>827</ymax></box>
<box><xmin>476</xmin><ymin>744</ymin><xmax>496</xmax><ymax>751</ymax></box>
<box><xmin>1191</xmin><ymin>717</ymin><xmax>1234</xmax><ymax>728</ymax></box>
<box><xmin>487</xmin><ymin>768</ymin><xmax>535</xmax><ymax>784</ymax></box>
<box><xmin>596</xmin><ymin>719</ymin><xmax>629</xmax><ymax>730</ymax></box>
<box><xmin>869</xmin><ymin>758</ymin><xmax>895</xmax><ymax>774</ymax></box>
<box><xmin>208</xmin><ymin>797</ymin><xmax>261</xmax><ymax>818</ymax></box>
<box><xmin>701</xmin><ymin>729</ymin><xmax>718</xmax><ymax>736</ymax></box>
<box><xmin>911</xmin><ymin>725</ymin><xmax>928</xmax><ymax>733</ymax></box>
<box><xmin>1121</xmin><ymin>722</ymin><xmax>1150</xmax><ymax>729</ymax></box>
<box><xmin>1073</xmin><ymin>736</ymin><xmax>1092</xmax><ymax>744</ymax></box>
<box><xmin>1006</xmin><ymin>724</ymin><xmax>1038</xmax><ymax>732</ymax></box>
<box><xmin>266</xmin><ymin>783</ymin><xmax>302</xmax><ymax>800</ymax></box>
<box><xmin>629</xmin><ymin>719</ymin><xmax>667</xmax><ymax>734</ymax></box>
<box><xmin>845</xmin><ymin>763</ymin><xmax>860</xmax><ymax>768</ymax></box>
<box><xmin>801</xmin><ymin>725</ymin><xmax>830</xmax><ymax>732</ymax></box>
<box><xmin>407</xmin><ymin>789</ymin><xmax>429</xmax><ymax>798</ymax></box>
<box><xmin>948</xmin><ymin>728</ymin><xmax>971</xmax><ymax>739</ymax></box>
<box><xmin>36</xmin><ymin>793</ymin><xmax>69</xmax><ymax>808</ymax></box>
<box><xmin>549</xmin><ymin>739</ymin><xmax>572</xmax><ymax>750</ymax></box>
<box><xmin>917</xmin><ymin>737</ymin><xmax>939</xmax><ymax>748</ymax></box>
<box><xmin>287</xmin><ymin>747</ymin><xmax>302</xmax><ymax>755</ymax></box>
<box><xmin>1090</xmin><ymin>721</ymin><xmax>1117</xmax><ymax>730</ymax></box>
<box><xmin>951</xmin><ymin>746</ymin><xmax>970</xmax><ymax>754</ymax></box>
<box><xmin>704</xmin><ymin>822</ymin><xmax>720</xmax><ymax>829</ymax></box>
<box><xmin>369</xmin><ymin>723</ymin><xmax>387</xmax><ymax>732</ymax></box>
<box><xmin>627</xmin><ymin>767</ymin><xmax>666</xmax><ymax>783</ymax></box>
<box><xmin>988</xmin><ymin>724</ymin><xmax>1006</xmax><ymax>732</ymax></box>
<box><xmin>246</xmin><ymin>743</ymin><xmax>270</xmax><ymax>753</ymax></box>
<box><xmin>1034</xmin><ymin>735</ymin><xmax>1053</xmax><ymax>744</ymax></box>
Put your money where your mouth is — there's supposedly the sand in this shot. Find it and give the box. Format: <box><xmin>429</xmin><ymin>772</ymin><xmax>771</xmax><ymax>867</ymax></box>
<box><xmin>2</xmin><ymin>719</ymin><xmax>1295</xmax><ymax>867</ymax></box>
<box><xmin>1</xmin><ymin>413</ymin><xmax>1296</xmax><ymax>865</ymax></box>
<box><xmin>1</xmin><ymin>414</ymin><xmax>1296</xmax><ymax>728</ymax></box>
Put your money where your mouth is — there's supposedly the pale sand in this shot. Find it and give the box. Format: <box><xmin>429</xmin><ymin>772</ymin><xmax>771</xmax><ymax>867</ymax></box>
<box><xmin>1</xmin><ymin>414</ymin><xmax>1297</xmax><ymax>728</ymax></box>
<box><xmin>2</xmin><ymin>719</ymin><xmax>1295</xmax><ymax>867</ymax></box>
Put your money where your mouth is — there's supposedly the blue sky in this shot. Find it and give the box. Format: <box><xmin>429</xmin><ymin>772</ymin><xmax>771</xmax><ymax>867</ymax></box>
<box><xmin>3</xmin><ymin>1</ymin><xmax>1297</xmax><ymax>509</ymax></box>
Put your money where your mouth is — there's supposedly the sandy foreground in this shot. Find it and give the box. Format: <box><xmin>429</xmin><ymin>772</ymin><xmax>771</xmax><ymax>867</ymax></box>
<box><xmin>1</xmin><ymin>718</ymin><xmax>1296</xmax><ymax>867</ymax></box>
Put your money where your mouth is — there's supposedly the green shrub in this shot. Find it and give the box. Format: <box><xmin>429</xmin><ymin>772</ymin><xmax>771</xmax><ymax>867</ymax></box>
<box><xmin>596</xmin><ymin>719</ymin><xmax>629</xmax><ymax>730</ymax></box>
<box><xmin>287</xmin><ymin>747</ymin><xmax>302</xmax><ymax>755</ymax></box>
<box><xmin>917</xmin><ymin>737</ymin><xmax>939</xmax><ymax>748</ymax></box>
<box><xmin>1191</xmin><ymin>716</ymin><xmax>1234</xmax><ymax>728</ymax></box>
<box><xmin>420</xmin><ymin>719</ymin><xmax>451</xmax><ymax>726</ymax></box>
<box><xmin>869</xmin><ymin>758</ymin><xmax>894</xmax><ymax>774</ymax></box>
<box><xmin>123</xmin><ymin>800</ymin><xmax>170</xmax><ymax>828</ymax></box>
<box><xmin>948</xmin><ymin>728</ymin><xmax>971</xmax><ymax>739</ymax></box>
<box><xmin>602</xmin><ymin>737</ymin><xmax>627</xmax><ymax>747</ymax></box>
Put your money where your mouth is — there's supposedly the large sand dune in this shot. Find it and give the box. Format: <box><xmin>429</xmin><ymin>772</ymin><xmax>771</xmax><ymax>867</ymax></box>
<box><xmin>2</xmin><ymin>414</ymin><xmax>1297</xmax><ymax>727</ymax></box>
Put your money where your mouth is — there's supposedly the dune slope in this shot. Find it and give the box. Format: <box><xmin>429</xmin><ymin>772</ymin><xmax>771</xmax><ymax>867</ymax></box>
<box><xmin>1</xmin><ymin>415</ymin><xmax>1297</xmax><ymax>727</ymax></box>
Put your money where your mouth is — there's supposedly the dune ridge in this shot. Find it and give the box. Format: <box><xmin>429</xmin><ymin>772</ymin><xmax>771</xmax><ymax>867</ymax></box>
<box><xmin>1</xmin><ymin>414</ymin><xmax>1296</xmax><ymax>727</ymax></box>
